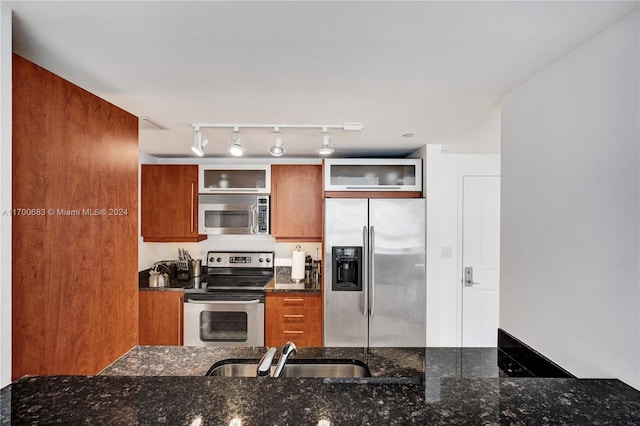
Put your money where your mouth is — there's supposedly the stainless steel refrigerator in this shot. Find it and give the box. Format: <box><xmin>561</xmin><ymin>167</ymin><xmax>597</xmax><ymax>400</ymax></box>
<box><xmin>324</xmin><ymin>198</ymin><xmax>426</xmax><ymax>347</ymax></box>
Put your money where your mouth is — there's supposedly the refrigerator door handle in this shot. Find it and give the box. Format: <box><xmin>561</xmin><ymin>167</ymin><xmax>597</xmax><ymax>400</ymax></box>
<box><xmin>362</xmin><ymin>226</ymin><xmax>368</xmax><ymax>317</ymax></box>
<box><xmin>369</xmin><ymin>225</ymin><xmax>375</xmax><ymax>317</ymax></box>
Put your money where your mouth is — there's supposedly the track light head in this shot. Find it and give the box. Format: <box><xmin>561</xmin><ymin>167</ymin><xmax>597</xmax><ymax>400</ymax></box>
<box><xmin>317</xmin><ymin>128</ymin><xmax>334</xmax><ymax>155</ymax></box>
<box><xmin>191</xmin><ymin>128</ymin><xmax>205</xmax><ymax>156</ymax></box>
<box><xmin>269</xmin><ymin>128</ymin><xmax>285</xmax><ymax>157</ymax></box>
<box><xmin>191</xmin><ymin>145</ymin><xmax>205</xmax><ymax>156</ymax></box>
<box><xmin>229</xmin><ymin>128</ymin><xmax>245</xmax><ymax>157</ymax></box>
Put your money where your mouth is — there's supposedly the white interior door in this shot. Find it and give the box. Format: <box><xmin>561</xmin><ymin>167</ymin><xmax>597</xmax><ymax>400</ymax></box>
<box><xmin>462</xmin><ymin>175</ymin><xmax>500</xmax><ymax>347</ymax></box>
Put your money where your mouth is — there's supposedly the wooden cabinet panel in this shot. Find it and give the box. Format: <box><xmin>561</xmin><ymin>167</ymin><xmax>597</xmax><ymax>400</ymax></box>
<box><xmin>265</xmin><ymin>293</ymin><xmax>323</xmax><ymax>347</ymax></box>
<box><xmin>267</xmin><ymin>294</ymin><xmax>322</xmax><ymax>309</ymax></box>
<box><xmin>271</xmin><ymin>165</ymin><xmax>323</xmax><ymax>241</ymax></box>
<box><xmin>141</xmin><ymin>164</ymin><xmax>206</xmax><ymax>242</ymax></box>
<box><xmin>12</xmin><ymin>54</ymin><xmax>138</xmax><ymax>379</ymax></box>
<box><xmin>139</xmin><ymin>291</ymin><xmax>184</xmax><ymax>346</ymax></box>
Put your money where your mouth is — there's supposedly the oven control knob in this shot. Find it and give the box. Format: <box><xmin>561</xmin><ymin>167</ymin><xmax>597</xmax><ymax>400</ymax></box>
<box><xmin>258</xmin><ymin>257</ymin><xmax>264</xmax><ymax>263</ymax></box>
<box><xmin>265</xmin><ymin>257</ymin><xmax>271</xmax><ymax>263</ymax></box>
<box><xmin>216</xmin><ymin>257</ymin><xmax>222</xmax><ymax>263</ymax></box>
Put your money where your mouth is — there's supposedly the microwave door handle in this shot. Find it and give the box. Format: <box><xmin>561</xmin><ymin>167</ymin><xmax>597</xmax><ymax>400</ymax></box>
<box><xmin>251</xmin><ymin>205</ymin><xmax>258</xmax><ymax>234</ymax></box>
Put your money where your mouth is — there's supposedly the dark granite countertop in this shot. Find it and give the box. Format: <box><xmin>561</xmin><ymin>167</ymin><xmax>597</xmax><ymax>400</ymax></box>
<box><xmin>139</xmin><ymin>268</ymin><xmax>323</xmax><ymax>293</ymax></box>
<box><xmin>100</xmin><ymin>346</ymin><xmax>425</xmax><ymax>379</ymax></box>
<box><xmin>2</xmin><ymin>346</ymin><xmax>639</xmax><ymax>425</ymax></box>
<box><xmin>138</xmin><ymin>269</ymin><xmax>191</xmax><ymax>291</ymax></box>
<box><xmin>266</xmin><ymin>282</ymin><xmax>322</xmax><ymax>294</ymax></box>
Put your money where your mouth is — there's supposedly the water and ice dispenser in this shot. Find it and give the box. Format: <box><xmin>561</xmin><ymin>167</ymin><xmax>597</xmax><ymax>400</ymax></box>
<box><xmin>332</xmin><ymin>246</ymin><xmax>363</xmax><ymax>291</ymax></box>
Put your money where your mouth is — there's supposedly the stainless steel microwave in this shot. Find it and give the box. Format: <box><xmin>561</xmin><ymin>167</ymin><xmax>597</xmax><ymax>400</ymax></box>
<box><xmin>198</xmin><ymin>195</ymin><xmax>269</xmax><ymax>235</ymax></box>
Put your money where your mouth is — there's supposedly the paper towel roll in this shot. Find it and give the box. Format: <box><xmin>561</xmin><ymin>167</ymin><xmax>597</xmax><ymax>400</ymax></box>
<box><xmin>291</xmin><ymin>250</ymin><xmax>306</xmax><ymax>281</ymax></box>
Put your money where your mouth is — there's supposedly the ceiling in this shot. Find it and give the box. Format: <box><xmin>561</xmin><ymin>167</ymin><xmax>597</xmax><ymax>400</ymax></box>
<box><xmin>5</xmin><ymin>1</ymin><xmax>638</xmax><ymax>158</ymax></box>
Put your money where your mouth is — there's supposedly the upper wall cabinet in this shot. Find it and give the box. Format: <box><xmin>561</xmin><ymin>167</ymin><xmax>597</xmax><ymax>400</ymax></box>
<box><xmin>141</xmin><ymin>165</ymin><xmax>207</xmax><ymax>242</ymax></box>
<box><xmin>324</xmin><ymin>159</ymin><xmax>422</xmax><ymax>193</ymax></box>
<box><xmin>199</xmin><ymin>165</ymin><xmax>271</xmax><ymax>194</ymax></box>
<box><xmin>271</xmin><ymin>165</ymin><xmax>323</xmax><ymax>241</ymax></box>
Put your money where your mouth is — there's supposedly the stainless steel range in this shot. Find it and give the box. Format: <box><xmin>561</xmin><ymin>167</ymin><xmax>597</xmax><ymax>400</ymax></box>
<box><xmin>183</xmin><ymin>251</ymin><xmax>273</xmax><ymax>347</ymax></box>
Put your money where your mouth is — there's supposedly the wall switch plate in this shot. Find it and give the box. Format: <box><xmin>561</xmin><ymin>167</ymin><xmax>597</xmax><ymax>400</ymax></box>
<box><xmin>441</xmin><ymin>246</ymin><xmax>452</xmax><ymax>258</ymax></box>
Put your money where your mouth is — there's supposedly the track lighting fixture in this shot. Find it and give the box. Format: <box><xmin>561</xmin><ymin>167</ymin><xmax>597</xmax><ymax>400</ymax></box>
<box><xmin>191</xmin><ymin>127</ymin><xmax>209</xmax><ymax>157</ymax></box>
<box><xmin>317</xmin><ymin>127</ymin><xmax>334</xmax><ymax>155</ymax></box>
<box><xmin>268</xmin><ymin>127</ymin><xmax>285</xmax><ymax>157</ymax></box>
<box><xmin>190</xmin><ymin>123</ymin><xmax>363</xmax><ymax>157</ymax></box>
<box><xmin>228</xmin><ymin>126</ymin><xmax>245</xmax><ymax>157</ymax></box>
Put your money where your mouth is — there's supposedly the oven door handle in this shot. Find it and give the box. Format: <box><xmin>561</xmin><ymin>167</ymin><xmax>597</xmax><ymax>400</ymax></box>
<box><xmin>185</xmin><ymin>299</ymin><xmax>262</xmax><ymax>304</ymax></box>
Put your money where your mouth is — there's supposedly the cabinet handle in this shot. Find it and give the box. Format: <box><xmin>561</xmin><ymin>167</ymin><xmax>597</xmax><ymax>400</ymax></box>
<box><xmin>190</xmin><ymin>182</ymin><xmax>195</xmax><ymax>234</ymax></box>
<box><xmin>272</xmin><ymin>183</ymin><xmax>277</xmax><ymax>235</ymax></box>
<box><xmin>346</xmin><ymin>186</ymin><xmax>402</xmax><ymax>190</ymax></box>
<box><xmin>178</xmin><ymin>297</ymin><xmax>183</xmax><ymax>345</ymax></box>
<box><xmin>284</xmin><ymin>330</ymin><xmax>304</xmax><ymax>334</ymax></box>
<box><xmin>284</xmin><ymin>314</ymin><xmax>304</xmax><ymax>319</ymax></box>
<box><xmin>283</xmin><ymin>298</ymin><xmax>304</xmax><ymax>303</ymax></box>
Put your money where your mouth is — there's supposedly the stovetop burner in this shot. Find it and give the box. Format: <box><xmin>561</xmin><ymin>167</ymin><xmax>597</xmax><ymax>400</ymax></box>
<box><xmin>187</xmin><ymin>274</ymin><xmax>273</xmax><ymax>292</ymax></box>
<box><xmin>184</xmin><ymin>251</ymin><xmax>274</xmax><ymax>294</ymax></box>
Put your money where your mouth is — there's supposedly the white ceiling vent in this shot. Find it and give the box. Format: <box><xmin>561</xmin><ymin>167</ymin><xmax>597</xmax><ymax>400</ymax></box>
<box><xmin>139</xmin><ymin>116</ymin><xmax>168</xmax><ymax>130</ymax></box>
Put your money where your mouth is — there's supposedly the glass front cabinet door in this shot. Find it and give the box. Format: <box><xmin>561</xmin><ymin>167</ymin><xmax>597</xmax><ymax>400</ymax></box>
<box><xmin>199</xmin><ymin>165</ymin><xmax>271</xmax><ymax>194</ymax></box>
<box><xmin>324</xmin><ymin>159</ymin><xmax>422</xmax><ymax>192</ymax></box>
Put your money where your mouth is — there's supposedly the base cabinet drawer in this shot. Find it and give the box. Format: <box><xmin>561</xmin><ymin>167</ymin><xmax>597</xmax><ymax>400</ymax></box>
<box><xmin>265</xmin><ymin>293</ymin><xmax>322</xmax><ymax>347</ymax></box>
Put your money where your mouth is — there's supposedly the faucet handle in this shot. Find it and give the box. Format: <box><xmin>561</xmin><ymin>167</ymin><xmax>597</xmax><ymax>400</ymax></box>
<box><xmin>257</xmin><ymin>347</ymin><xmax>277</xmax><ymax>377</ymax></box>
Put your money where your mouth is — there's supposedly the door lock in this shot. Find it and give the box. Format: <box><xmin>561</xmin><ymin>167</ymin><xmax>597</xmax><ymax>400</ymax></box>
<box><xmin>464</xmin><ymin>267</ymin><xmax>480</xmax><ymax>287</ymax></box>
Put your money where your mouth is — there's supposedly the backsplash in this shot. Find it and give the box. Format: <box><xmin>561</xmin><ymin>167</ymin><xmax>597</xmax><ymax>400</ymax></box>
<box><xmin>276</xmin><ymin>266</ymin><xmax>292</xmax><ymax>284</ymax></box>
<box><xmin>139</xmin><ymin>238</ymin><xmax>321</xmax><ymax>272</ymax></box>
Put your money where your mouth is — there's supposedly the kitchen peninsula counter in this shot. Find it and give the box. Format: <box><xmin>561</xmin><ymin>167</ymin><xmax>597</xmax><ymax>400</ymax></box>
<box><xmin>2</xmin><ymin>346</ymin><xmax>638</xmax><ymax>425</ymax></box>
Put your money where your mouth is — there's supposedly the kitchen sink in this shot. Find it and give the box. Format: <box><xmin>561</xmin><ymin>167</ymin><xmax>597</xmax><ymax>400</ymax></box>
<box><xmin>205</xmin><ymin>358</ymin><xmax>372</xmax><ymax>378</ymax></box>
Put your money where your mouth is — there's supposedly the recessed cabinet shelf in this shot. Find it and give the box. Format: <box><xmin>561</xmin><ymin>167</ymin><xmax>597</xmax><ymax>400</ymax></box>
<box><xmin>324</xmin><ymin>159</ymin><xmax>422</xmax><ymax>192</ymax></box>
<box><xmin>199</xmin><ymin>165</ymin><xmax>271</xmax><ymax>194</ymax></box>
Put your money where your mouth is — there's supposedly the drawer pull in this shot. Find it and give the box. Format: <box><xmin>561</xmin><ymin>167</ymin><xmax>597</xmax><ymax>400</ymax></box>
<box><xmin>283</xmin><ymin>298</ymin><xmax>304</xmax><ymax>303</ymax></box>
<box><xmin>284</xmin><ymin>314</ymin><xmax>304</xmax><ymax>319</ymax></box>
<box><xmin>284</xmin><ymin>330</ymin><xmax>304</xmax><ymax>334</ymax></box>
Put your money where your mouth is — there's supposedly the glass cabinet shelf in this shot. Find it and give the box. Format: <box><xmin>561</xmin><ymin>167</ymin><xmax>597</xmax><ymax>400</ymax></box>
<box><xmin>199</xmin><ymin>165</ymin><xmax>271</xmax><ymax>194</ymax></box>
<box><xmin>324</xmin><ymin>159</ymin><xmax>422</xmax><ymax>192</ymax></box>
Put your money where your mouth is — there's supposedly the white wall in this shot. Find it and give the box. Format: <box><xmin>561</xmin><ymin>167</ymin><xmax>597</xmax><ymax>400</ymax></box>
<box><xmin>424</xmin><ymin>149</ymin><xmax>501</xmax><ymax>346</ymax></box>
<box><xmin>501</xmin><ymin>11</ymin><xmax>639</xmax><ymax>388</ymax></box>
<box><xmin>424</xmin><ymin>145</ymin><xmax>443</xmax><ymax>346</ymax></box>
<box><xmin>438</xmin><ymin>154</ymin><xmax>500</xmax><ymax>346</ymax></box>
<box><xmin>0</xmin><ymin>3</ymin><xmax>12</xmax><ymax>388</ymax></box>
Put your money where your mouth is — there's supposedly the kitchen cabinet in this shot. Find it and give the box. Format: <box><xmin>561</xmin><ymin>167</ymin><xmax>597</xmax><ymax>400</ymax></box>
<box><xmin>199</xmin><ymin>165</ymin><xmax>271</xmax><ymax>194</ymax></box>
<box><xmin>12</xmin><ymin>54</ymin><xmax>139</xmax><ymax>379</ymax></box>
<box><xmin>265</xmin><ymin>293</ymin><xmax>323</xmax><ymax>347</ymax></box>
<box><xmin>141</xmin><ymin>165</ymin><xmax>206</xmax><ymax>242</ymax></box>
<box><xmin>324</xmin><ymin>159</ymin><xmax>422</xmax><ymax>197</ymax></box>
<box><xmin>139</xmin><ymin>291</ymin><xmax>184</xmax><ymax>346</ymax></box>
<box><xmin>271</xmin><ymin>165</ymin><xmax>323</xmax><ymax>241</ymax></box>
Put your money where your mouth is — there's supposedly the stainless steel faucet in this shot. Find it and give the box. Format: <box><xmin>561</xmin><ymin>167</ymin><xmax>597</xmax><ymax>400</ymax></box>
<box><xmin>273</xmin><ymin>341</ymin><xmax>298</xmax><ymax>378</ymax></box>
<box><xmin>256</xmin><ymin>347</ymin><xmax>277</xmax><ymax>377</ymax></box>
